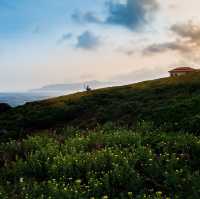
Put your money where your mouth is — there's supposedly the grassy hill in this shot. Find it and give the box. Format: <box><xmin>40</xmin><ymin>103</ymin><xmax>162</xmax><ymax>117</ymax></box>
<box><xmin>1</xmin><ymin>73</ymin><xmax>200</xmax><ymax>198</ymax></box>
<box><xmin>1</xmin><ymin>73</ymin><xmax>200</xmax><ymax>141</ymax></box>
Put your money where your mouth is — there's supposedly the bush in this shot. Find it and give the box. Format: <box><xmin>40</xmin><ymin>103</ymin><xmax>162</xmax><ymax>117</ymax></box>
<box><xmin>0</xmin><ymin>127</ymin><xmax>200</xmax><ymax>198</ymax></box>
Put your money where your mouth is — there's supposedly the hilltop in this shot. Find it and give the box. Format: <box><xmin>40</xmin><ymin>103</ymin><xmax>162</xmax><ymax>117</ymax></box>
<box><xmin>1</xmin><ymin>72</ymin><xmax>200</xmax><ymax>140</ymax></box>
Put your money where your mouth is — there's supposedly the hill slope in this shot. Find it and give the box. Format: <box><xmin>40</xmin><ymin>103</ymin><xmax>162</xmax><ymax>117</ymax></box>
<box><xmin>1</xmin><ymin>73</ymin><xmax>200</xmax><ymax>140</ymax></box>
<box><xmin>1</xmin><ymin>74</ymin><xmax>200</xmax><ymax>198</ymax></box>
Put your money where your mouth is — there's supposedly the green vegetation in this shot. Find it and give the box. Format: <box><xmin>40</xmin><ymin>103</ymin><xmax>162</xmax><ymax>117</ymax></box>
<box><xmin>1</xmin><ymin>125</ymin><xmax>200</xmax><ymax>198</ymax></box>
<box><xmin>1</xmin><ymin>74</ymin><xmax>200</xmax><ymax>198</ymax></box>
<box><xmin>1</xmin><ymin>73</ymin><xmax>200</xmax><ymax>141</ymax></box>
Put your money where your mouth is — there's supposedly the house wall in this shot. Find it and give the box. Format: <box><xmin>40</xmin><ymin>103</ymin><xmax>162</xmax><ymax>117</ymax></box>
<box><xmin>170</xmin><ymin>72</ymin><xmax>187</xmax><ymax>77</ymax></box>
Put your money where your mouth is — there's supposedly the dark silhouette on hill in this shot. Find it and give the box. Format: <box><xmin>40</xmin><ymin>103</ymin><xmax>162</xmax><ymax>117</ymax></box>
<box><xmin>86</xmin><ymin>85</ymin><xmax>92</xmax><ymax>91</ymax></box>
<box><xmin>0</xmin><ymin>103</ymin><xmax>11</xmax><ymax>114</ymax></box>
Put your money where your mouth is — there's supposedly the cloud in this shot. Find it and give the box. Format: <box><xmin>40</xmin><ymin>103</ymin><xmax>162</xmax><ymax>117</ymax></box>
<box><xmin>57</xmin><ymin>33</ymin><xmax>73</xmax><ymax>44</ymax></box>
<box><xmin>171</xmin><ymin>22</ymin><xmax>200</xmax><ymax>44</ymax></box>
<box><xmin>143</xmin><ymin>21</ymin><xmax>200</xmax><ymax>57</ymax></box>
<box><xmin>72</xmin><ymin>0</ymin><xmax>159</xmax><ymax>30</ymax></box>
<box><xmin>105</xmin><ymin>0</ymin><xmax>159</xmax><ymax>30</ymax></box>
<box><xmin>143</xmin><ymin>41</ymin><xmax>191</xmax><ymax>55</ymax></box>
<box><xmin>72</xmin><ymin>11</ymin><xmax>101</xmax><ymax>24</ymax></box>
<box><xmin>76</xmin><ymin>31</ymin><xmax>100</xmax><ymax>50</ymax></box>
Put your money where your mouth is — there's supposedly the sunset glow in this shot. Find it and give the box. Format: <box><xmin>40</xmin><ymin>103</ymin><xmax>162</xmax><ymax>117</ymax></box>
<box><xmin>1</xmin><ymin>0</ymin><xmax>200</xmax><ymax>91</ymax></box>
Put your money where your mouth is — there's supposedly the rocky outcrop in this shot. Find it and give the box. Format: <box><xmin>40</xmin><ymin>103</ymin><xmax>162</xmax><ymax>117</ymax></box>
<box><xmin>0</xmin><ymin>103</ymin><xmax>11</xmax><ymax>114</ymax></box>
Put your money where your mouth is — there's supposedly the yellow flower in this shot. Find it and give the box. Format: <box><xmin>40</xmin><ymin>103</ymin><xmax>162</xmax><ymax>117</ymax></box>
<box><xmin>75</xmin><ymin>179</ymin><xmax>82</xmax><ymax>184</ymax></box>
<box><xmin>128</xmin><ymin>192</ymin><xmax>133</xmax><ymax>197</ymax></box>
<box><xmin>156</xmin><ymin>191</ymin><xmax>162</xmax><ymax>196</ymax></box>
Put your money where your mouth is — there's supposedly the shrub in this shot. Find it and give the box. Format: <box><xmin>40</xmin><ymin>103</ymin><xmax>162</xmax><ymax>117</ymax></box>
<box><xmin>0</xmin><ymin>127</ymin><xmax>200</xmax><ymax>198</ymax></box>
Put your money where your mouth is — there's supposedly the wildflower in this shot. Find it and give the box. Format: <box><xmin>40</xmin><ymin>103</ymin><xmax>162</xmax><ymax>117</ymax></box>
<box><xmin>19</xmin><ymin>177</ymin><xmax>24</xmax><ymax>183</ymax></box>
<box><xmin>75</xmin><ymin>179</ymin><xmax>82</xmax><ymax>184</ymax></box>
<box><xmin>156</xmin><ymin>191</ymin><xmax>162</xmax><ymax>196</ymax></box>
<box><xmin>6</xmin><ymin>181</ymin><xmax>10</xmax><ymax>185</ymax></box>
<box><xmin>128</xmin><ymin>192</ymin><xmax>133</xmax><ymax>197</ymax></box>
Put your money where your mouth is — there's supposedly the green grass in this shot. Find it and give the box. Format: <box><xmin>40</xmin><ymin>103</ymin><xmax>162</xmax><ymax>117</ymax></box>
<box><xmin>0</xmin><ymin>125</ymin><xmax>200</xmax><ymax>199</ymax></box>
<box><xmin>1</xmin><ymin>73</ymin><xmax>200</xmax><ymax>141</ymax></box>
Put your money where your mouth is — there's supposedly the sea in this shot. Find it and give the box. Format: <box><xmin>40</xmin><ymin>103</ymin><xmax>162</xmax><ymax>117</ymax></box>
<box><xmin>0</xmin><ymin>91</ymin><xmax>73</xmax><ymax>107</ymax></box>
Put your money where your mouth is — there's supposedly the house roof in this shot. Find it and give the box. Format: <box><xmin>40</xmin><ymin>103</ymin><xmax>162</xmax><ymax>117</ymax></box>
<box><xmin>169</xmin><ymin>67</ymin><xmax>196</xmax><ymax>73</ymax></box>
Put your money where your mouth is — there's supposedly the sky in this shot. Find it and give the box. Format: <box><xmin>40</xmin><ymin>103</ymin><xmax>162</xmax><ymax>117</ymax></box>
<box><xmin>1</xmin><ymin>0</ymin><xmax>200</xmax><ymax>91</ymax></box>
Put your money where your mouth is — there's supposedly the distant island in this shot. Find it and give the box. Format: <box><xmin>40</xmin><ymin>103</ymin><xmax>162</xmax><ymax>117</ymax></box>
<box><xmin>0</xmin><ymin>81</ymin><xmax>116</xmax><ymax>107</ymax></box>
<box><xmin>30</xmin><ymin>80</ymin><xmax>115</xmax><ymax>93</ymax></box>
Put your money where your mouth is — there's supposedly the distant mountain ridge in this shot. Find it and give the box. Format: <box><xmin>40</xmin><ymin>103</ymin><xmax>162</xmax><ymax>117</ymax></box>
<box><xmin>31</xmin><ymin>80</ymin><xmax>115</xmax><ymax>92</ymax></box>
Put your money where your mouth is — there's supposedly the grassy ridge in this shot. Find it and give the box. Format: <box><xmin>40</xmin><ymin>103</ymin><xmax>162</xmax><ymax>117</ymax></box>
<box><xmin>0</xmin><ymin>126</ymin><xmax>200</xmax><ymax>198</ymax></box>
<box><xmin>1</xmin><ymin>73</ymin><xmax>200</xmax><ymax>140</ymax></box>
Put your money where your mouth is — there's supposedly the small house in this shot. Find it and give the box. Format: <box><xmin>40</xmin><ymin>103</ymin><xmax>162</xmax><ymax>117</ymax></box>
<box><xmin>169</xmin><ymin>67</ymin><xmax>197</xmax><ymax>77</ymax></box>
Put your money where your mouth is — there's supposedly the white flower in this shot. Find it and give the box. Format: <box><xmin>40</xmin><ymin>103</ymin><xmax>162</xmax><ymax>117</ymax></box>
<box><xmin>19</xmin><ymin>177</ymin><xmax>24</xmax><ymax>183</ymax></box>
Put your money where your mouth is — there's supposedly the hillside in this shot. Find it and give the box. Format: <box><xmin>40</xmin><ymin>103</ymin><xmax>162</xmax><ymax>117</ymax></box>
<box><xmin>1</xmin><ymin>72</ymin><xmax>200</xmax><ymax>141</ymax></box>
<box><xmin>1</xmin><ymin>73</ymin><xmax>200</xmax><ymax>198</ymax></box>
